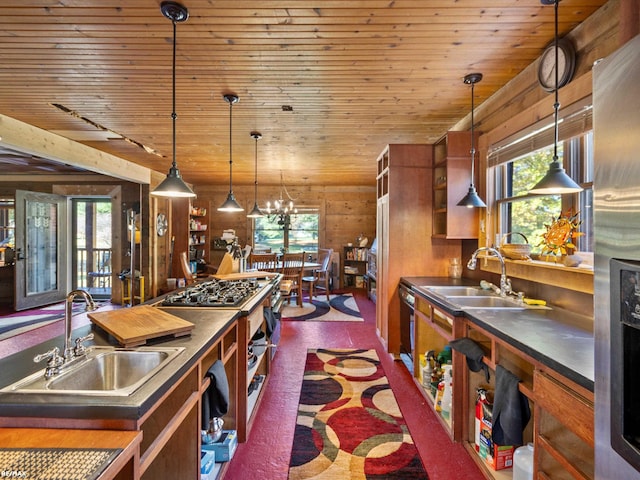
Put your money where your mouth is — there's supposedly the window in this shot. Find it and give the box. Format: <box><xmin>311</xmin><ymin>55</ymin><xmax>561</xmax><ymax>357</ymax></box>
<box><xmin>0</xmin><ymin>198</ymin><xmax>15</xmax><ymax>248</ymax></box>
<box><xmin>254</xmin><ymin>210</ymin><xmax>319</xmax><ymax>254</ymax></box>
<box><xmin>491</xmin><ymin>101</ymin><xmax>593</xmax><ymax>255</ymax></box>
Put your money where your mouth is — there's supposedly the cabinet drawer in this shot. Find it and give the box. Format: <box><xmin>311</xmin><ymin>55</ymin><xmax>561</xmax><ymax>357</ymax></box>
<box><xmin>533</xmin><ymin>370</ymin><xmax>593</xmax><ymax>446</ymax></box>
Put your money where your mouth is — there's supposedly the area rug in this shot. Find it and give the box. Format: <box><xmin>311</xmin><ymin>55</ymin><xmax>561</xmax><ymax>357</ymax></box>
<box><xmin>288</xmin><ymin>348</ymin><xmax>428</xmax><ymax>479</ymax></box>
<box><xmin>0</xmin><ymin>301</ymin><xmax>98</xmax><ymax>340</ymax></box>
<box><xmin>281</xmin><ymin>294</ymin><xmax>363</xmax><ymax>322</ymax></box>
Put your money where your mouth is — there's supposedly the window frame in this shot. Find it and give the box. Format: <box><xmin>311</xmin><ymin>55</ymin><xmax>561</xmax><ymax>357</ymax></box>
<box><xmin>489</xmin><ymin>100</ymin><xmax>593</xmax><ymax>257</ymax></box>
<box><xmin>253</xmin><ymin>209</ymin><xmax>320</xmax><ymax>254</ymax></box>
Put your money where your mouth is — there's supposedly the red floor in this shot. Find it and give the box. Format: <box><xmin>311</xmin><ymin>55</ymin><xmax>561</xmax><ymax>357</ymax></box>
<box><xmin>224</xmin><ymin>291</ymin><xmax>485</xmax><ymax>479</ymax></box>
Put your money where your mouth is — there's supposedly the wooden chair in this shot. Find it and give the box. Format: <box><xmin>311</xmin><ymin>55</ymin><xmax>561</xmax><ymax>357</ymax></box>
<box><xmin>302</xmin><ymin>248</ymin><xmax>333</xmax><ymax>303</ymax></box>
<box><xmin>248</xmin><ymin>252</ymin><xmax>278</xmax><ymax>272</ymax></box>
<box><xmin>180</xmin><ymin>251</ymin><xmax>196</xmax><ymax>285</ymax></box>
<box><xmin>280</xmin><ymin>252</ymin><xmax>305</xmax><ymax>307</ymax></box>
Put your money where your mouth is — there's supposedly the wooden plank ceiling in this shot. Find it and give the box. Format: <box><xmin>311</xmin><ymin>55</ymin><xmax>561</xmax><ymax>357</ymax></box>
<box><xmin>0</xmin><ymin>0</ymin><xmax>606</xmax><ymax>187</ymax></box>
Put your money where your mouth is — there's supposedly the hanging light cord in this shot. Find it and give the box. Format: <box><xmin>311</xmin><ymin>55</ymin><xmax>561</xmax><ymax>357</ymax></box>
<box><xmin>171</xmin><ymin>19</ymin><xmax>178</xmax><ymax>170</ymax></box>
<box><xmin>253</xmin><ymin>136</ymin><xmax>259</xmax><ymax>199</ymax></box>
<box><xmin>228</xmin><ymin>100</ymin><xmax>234</xmax><ymax>192</ymax></box>
<box><xmin>552</xmin><ymin>0</ymin><xmax>560</xmax><ymax>165</ymax></box>
<box><xmin>470</xmin><ymin>80</ymin><xmax>476</xmax><ymax>188</ymax></box>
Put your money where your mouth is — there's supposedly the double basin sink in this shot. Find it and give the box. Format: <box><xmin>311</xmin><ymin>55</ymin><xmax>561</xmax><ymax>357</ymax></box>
<box><xmin>1</xmin><ymin>346</ymin><xmax>185</xmax><ymax>397</ymax></box>
<box><xmin>417</xmin><ymin>285</ymin><xmax>535</xmax><ymax>311</ymax></box>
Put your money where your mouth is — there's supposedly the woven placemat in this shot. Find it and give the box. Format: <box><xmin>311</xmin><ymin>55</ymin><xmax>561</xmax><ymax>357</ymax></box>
<box><xmin>0</xmin><ymin>448</ymin><xmax>122</xmax><ymax>480</ymax></box>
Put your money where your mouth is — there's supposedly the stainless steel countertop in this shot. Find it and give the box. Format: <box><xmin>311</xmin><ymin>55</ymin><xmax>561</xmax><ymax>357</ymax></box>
<box><xmin>0</xmin><ymin>282</ymin><xmax>275</xmax><ymax>421</ymax></box>
<box><xmin>402</xmin><ymin>276</ymin><xmax>594</xmax><ymax>391</ymax></box>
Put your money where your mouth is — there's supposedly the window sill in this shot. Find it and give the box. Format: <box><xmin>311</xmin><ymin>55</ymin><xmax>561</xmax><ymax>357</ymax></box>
<box><xmin>479</xmin><ymin>255</ymin><xmax>593</xmax><ymax>294</ymax></box>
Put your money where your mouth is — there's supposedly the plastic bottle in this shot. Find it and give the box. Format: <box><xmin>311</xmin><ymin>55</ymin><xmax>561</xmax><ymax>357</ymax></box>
<box><xmin>440</xmin><ymin>364</ymin><xmax>453</xmax><ymax>420</ymax></box>
<box><xmin>422</xmin><ymin>351</ymin><xmax>434</xmax><ymax>388</ymax></box>
<box><xmin>513</xmin><ymin>443</ymin><xmax>534</xmax><ymax>480</ymax></box>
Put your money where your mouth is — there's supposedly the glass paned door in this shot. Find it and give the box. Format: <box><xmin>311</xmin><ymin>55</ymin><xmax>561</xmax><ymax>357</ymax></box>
<box><xmin>14</xmin><ymin>190</ymin><xmax>67</xmax><ymax>310</ymax></box>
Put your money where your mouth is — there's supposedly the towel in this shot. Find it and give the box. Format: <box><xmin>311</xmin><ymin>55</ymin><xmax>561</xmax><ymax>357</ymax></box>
<box><xmin>449</xmin><ymin>337</ymin><xmax>490</xmax><ymax>382</ymax></box>
<box><xmin>492</xmin><ymin>365</ymin><xmax>531</xmax><ymax>445</ymax></box>
<box><xmin>264</xmin><ymin>306</ymin><xmax>278</xmax><ymax>337</ymax></box>
<box><xmin>201</xmin><ymin>360</ymin><xmax>230</xmax><ymax>430</ymax></box>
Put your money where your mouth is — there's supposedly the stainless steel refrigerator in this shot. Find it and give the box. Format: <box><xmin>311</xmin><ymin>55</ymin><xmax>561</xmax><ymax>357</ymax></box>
<box><xmin>594</xmin><ymin>33</ymin><xmax>640</xmax><ymax>479</ymax></box>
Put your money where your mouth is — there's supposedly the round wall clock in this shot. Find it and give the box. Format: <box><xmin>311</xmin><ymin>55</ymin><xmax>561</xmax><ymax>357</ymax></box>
<box><xmin>156</xmin><ymin>213</ymin><xmax>168</xmax><ymax>237</ymax></box>
<box><xmin>537</xmin><ymin>38</ymin><xmax>576</xmax><ymax>92</ymax></box>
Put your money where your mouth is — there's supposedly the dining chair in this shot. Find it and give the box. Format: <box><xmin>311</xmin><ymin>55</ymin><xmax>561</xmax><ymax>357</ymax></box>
<box><xmin>280</xmin><ymin>252</ymin><xmax>305</xmax><ymax>307</ymax></box>
<box><xmin>302</xmin><ymin>248</ymin><xmax>333</xmax><ymax>303</ymax></box>
<box><xmin>248</xmin><ymin>252</ymin><xmax>278</xmax><ymax>272</ymax></box>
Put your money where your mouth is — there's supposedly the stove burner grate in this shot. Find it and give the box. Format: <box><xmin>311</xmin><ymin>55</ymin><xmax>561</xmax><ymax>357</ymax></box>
<box><xmin>161</xmin><ymin>279</ymin><xmax>260</xmax><ymax>307</ymax></box>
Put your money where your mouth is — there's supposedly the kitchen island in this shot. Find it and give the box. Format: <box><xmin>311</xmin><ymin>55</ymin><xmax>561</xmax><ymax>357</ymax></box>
<box><xmin>402</xmin><ymin>276</ymin><xmax>594</xmax><ymax>480</ymax></box>
<box><xmin>0</xmin><ymin>275</ymin><xmax>279</xmax><ymax>480</ymax></box>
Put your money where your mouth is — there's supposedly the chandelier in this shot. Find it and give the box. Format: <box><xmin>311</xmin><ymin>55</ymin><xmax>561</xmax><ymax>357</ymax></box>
<box><xmin>265</xmin><ymin>172</ymin><xmax>298</xmax><ymax>229</ymax></box>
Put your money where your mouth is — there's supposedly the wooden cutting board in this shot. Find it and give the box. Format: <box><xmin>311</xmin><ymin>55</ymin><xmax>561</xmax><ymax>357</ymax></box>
<box><xmin>212</xmin><ymin>271</ymin><xmax>277</xmax><ymax>280</ymax></box>
<box><xmin>89</xmin><ymin>305</ymin><xmax>194</xmax><ymax>347</ymax></box>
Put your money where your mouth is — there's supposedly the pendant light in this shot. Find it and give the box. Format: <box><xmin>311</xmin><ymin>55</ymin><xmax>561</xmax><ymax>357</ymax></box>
<box><xmin>218</xmin><ymin>94</ymin><xmax>244</xmax><ymax>212</ymax></box>
<box><xmin>529</xmin><ymin>0</ymin><xmax>583</xmax><ymax>194</ymax></box>
<box><xmin>151</xmin><ymin>1</ymin><xmax>196</xmax><ymax>198</ymax></box>
<box><xmin>457</xmin><ymin>72</ymin><xmax>487</xmax><ymax>208</ymax></box>
<box><xmin>247</xmin><ymin>131</ymin><xmax>264</xmax><ymax>218</ymax></box>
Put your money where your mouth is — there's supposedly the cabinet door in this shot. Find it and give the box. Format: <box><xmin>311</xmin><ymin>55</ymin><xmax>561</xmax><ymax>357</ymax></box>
<box><xmin>376</xmin><ymin>197</ymin><xmax>389</xmax><ymax>344</ymax></box>
<box><xmin>432</xmin><ymin>132</ymin><xmax>479</xmax><ymax>239</ymax></box>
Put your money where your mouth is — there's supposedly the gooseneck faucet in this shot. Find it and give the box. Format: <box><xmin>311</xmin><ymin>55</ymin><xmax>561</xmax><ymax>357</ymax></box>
<box><xmin>64</xmin><ymin>290</ymin><xmax>97</xmax><ymax>361</ymax></box>
<box><xmin>467</xmin><ymin>247</ymin><xmax>512</xmax><ymax>297</ymax></box>
<box><xmin>34</xmin><ymin>290</ymin><xmax>97</xmax><ymax>378</ymax></box>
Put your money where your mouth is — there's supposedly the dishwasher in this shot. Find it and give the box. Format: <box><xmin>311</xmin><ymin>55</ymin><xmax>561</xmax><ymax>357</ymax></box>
<box><xmin>398</xmin><ymin>283</ymin><xmax>415</xmax><ymax>373</ymax></box>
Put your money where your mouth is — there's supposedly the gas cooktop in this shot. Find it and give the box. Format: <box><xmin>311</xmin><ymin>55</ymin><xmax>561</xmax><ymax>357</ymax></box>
<box><xmin>161</xmin><ymin>279</ymin><xmax>261</xmax><ymax>308</ymax></box>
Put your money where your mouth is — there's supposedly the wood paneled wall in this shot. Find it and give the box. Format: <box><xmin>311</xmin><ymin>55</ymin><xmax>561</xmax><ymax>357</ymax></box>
<box><xmin>193</xmin><ymin>184</ymin><xmax>376</xmax><ymax>262</ymax></box>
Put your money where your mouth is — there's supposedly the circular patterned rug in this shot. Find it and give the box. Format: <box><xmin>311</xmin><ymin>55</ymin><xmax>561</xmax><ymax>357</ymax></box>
<box><xmin>288</xmin><ymin>349</ymin><xmax>429</xmax><ymax>479</ymax></box>
<box><xmin>281</xmin><ymin>294</ymin><xmax>363</xmax><ymax>322</ymax></box>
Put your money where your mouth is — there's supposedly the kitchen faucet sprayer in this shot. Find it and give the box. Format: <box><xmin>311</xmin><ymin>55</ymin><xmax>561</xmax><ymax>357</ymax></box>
<box><xmin>467</xmin><ymin>247</ymin><xmax>512</xmax><ymax>297</ymax></box>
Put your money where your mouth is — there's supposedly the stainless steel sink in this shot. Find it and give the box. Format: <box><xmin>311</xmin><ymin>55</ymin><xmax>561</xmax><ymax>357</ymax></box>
<box><xmin>444</xmin><ymin>296</ymin><xmax>526</xmax><ymax>310</ymax></box>
<box><xmin>422</xmin><ymin>286</ymin><xmax>495</xmax><ymax>297</ymax></box>
<box><xmin>1</xmin><ymin>346</ymin><xmax>185</xmax><ymax>396</ymax></box>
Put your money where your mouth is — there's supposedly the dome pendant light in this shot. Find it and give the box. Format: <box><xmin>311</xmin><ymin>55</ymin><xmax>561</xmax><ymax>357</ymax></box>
<box><xmin>529</xmin><ymin>0</ymin><xmax>583</xmax><ymax>194</ymax></box>
<box><xmin>151</xmin><ymin>1</ymin><xmax>196</xmax><ymax>198</ymax></box>
<box><xmin>247</xmin><ymin>131</ymin><xmax>264</xmax><ymax>218</ymax></box>
<box><xmin>457</xmin><ymin>72</ymin><xmax>487</xmax><ymax>208</ymax></box>
<box><xmin>218</xmin><ymin>94</ymin><xmax>244</xmax><ymax>212</ymax></box>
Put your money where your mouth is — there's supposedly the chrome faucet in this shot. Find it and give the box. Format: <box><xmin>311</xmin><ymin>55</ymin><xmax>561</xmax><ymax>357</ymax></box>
<box><xmin>467</xmin><ymin>247</ymin><xmax>512</xmax><ymax>297</ymax></box>
<box><xmin>63</xmin><ymin>290</ymin><xmax>97</xmax><ymax>361</ymax></box>
<box><xmin>34</xmin><ymin>290</ymin><xmax>97</xmax><ymax>378</ymax></box>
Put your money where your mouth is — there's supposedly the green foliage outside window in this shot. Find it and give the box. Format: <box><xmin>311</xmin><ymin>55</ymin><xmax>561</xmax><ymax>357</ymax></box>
<box><xmin>254</xmin><ymin>213</ymin><xmax>319</xmax><ymax>253</ymax></box>
<box><xmin>506</xmin><ymin>146</ymin><xmax>561</xmax><ymax>253</ymax></box>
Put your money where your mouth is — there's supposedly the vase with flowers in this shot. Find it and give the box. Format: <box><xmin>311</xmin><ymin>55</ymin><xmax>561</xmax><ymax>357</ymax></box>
<box><xmin>539</xmin><ymin>209</ymin><xmax>583</xmax><ymax>265</ymax></box>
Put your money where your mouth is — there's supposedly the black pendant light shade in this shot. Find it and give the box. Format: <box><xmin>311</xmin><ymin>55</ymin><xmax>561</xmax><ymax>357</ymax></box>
<box><xmin>529</xmin><ymin>0</ymin><xmax>583</xmax><ymax>195</ymax></box>
<box><xmin>247</xmin><ymin>131</ymin><xmax>264</xmax><ymax>218</ymax></box>
<box><xmin>151</xmin><ymin>1</ymin><xmax>196</xmax><ymax>198</ymax></box>
<box><xmin>457</xmin><ymin>72</ymin><xmax>487</xmax><ymax>208</ymax></box>
<box><xmin>218</xmin><ymin>94</ymin><xmax>244</xmax><ymax>212</ymax></box>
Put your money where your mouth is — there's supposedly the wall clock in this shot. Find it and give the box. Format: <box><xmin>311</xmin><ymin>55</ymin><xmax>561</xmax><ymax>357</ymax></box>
<box><xmin>156</xmin><ymin>213</ymin><xmax>168</xmax><ymax>237</ymax></box>
<box><xmin>537</xmin><ymin>37</ymin><xmax>576</xmax><ymax>92</ymax></box>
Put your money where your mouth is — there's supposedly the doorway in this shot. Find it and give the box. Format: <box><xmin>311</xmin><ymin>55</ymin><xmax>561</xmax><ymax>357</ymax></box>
<box><xmin>72</xmin><ymin>198</ymin><xmax>112</xmax><ymax>300</ymax></box>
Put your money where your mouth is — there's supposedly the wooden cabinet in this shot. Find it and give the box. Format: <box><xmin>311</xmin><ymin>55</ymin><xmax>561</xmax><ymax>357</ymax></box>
<box><xmin>343</xmin><ymin>246</ymin><xmax>367</xmax><ymax>289</ymax></box>
<box><xmin>236</xmin><ymin>300</ymin><xmax>273</xmax><ymax>443</ymax></box>
<box><xmin>458</xmin><ymin>319</ymin><xmax>593</xmax><ymax>480</ymax></box>
<box><xmin>171</xmin><ymin>199</ymin><xmax>210</xmax><ymax>277</ymax></box>
<box><xmin>413</xmin><ymin>294</ymin><xmax>466</xmax><ymax>440</ymax></box>
<box><xmin>375</xmin><ymin>144</ymin><xmax>462</xmax><ymax>356</ymax></box>
<box><xmin>533</xmin><ymin>370</ymin><xmax>594</xmax><ymax>479</ymax></box>
<box><xmin>432</xmin><ymin>131</ymin><xmax>479</xmax><ymax>239</ymax></box>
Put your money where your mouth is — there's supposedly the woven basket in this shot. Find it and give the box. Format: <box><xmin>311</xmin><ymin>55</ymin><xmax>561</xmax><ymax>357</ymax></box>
<box><xmin>500</xmin><ymin>232</ymin><xmax>531</xmax><ymax>260</ymax></box>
